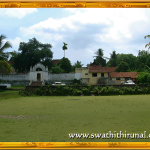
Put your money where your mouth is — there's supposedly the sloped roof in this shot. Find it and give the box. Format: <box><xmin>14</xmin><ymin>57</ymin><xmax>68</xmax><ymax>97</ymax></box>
<box><xmin>105</xmin><ymin>67</ymin><xmax>116</xmax><ymax>72</ymax></box>
<box><xmin>88</xmin><ymin>64</ymin><xmax>116</xmax><ymax>73</ymax></box>
<box><xmin>88</xmin><ymin>65</ymin><xmax>110</xmax><ymax>73</ymax></box>
<box><xmin>53</xmin><ymin>59</ymin><xmax>60</xmax><ymax>65</ymax></box>
<box><xmin>109</xmin><ymin>72</ymin><xmax>139</xmax><ymax>78</ymax></box>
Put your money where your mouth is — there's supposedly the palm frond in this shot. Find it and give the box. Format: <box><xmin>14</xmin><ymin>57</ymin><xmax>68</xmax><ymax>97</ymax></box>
<box><xmin>144</xmin><ymin>35</ymin><xmax>150</xmax><ymax>39</ymax></box>
<box><xmin>0</xmin><ymin>41</ymin><xmax>12</xmax><ymax>53</ymax></box>
<box><xmin>0</xmin><ymin>60</ymin><xmax>12</xmax><ymax>73</ymax></box>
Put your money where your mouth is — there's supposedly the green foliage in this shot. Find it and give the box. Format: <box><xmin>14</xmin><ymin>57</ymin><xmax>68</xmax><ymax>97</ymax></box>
<box><xmin>100</xmin><ymin>87</ymin><xmax>108</xmax><ymax>94</ymax></box>
<box><xmin>72</xmin><ymin>60</ymin><xmax>84</xmax><ymax>72</ymax></box>
<box><xmin>57</xmin><ymin>57</ymin><xmax>72</xmax><ymax>73</ymax></box>
<box><xmin>115</xmin><ymin>61</ymin><xmax>130</xmax><ymax>72</ymax></box>
<box><xmin>73</xmin><ymin>89</ymin><xmax>81</xmax><ymax>96</ymax></box>
<box><xmin>62</xmin><ymin>42</ymin><xmax>68</xmax><ymax>58</ymax></box>
<box><xmin>106</xmin><ymin>51</ymin><xmax>117</xmax><ymax>67</ymax></box>
<box><xmin>93</xmin><ymin>48</ymin><xmax>107</xmax><ymax>67</ymax></box>
<box><xmin>82</xmin><ymin>87</ymin><xmax>90</xmax><ymax>96</ymax></box>
<box><xmin>50</xmin><ymin>65</ymin><xmax>62</xmax><ymax>73</ymax></box>
<box><xmin>12</xmin><ymin>37</ymin><xmax>53</xmax><ymax>72</ymax></box>
<box><xmin>24</xmin><ymin>83</ymin><xmax>150</xmax><ymax>96</ymax></box>
<box><xmin>73</xmin><ymin>79</ymin><xmax>80</xmax><ymax>85</ymax></box>
<box><xmin>137</xmin><ymin>72</ymin><xmax>150</xmax><ymax>84</ymax></box>
<box><xmin>146</xmin><ymin>56</ymin><xmax>150</xmax><ymax>67</ymax></box>
<box><xmin>93</xmin><ymin>86</ymin><xmax>101</xmax><ymax>96</ymax></box>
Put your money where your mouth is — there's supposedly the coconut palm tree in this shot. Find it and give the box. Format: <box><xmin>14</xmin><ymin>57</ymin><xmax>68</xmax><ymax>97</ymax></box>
<box><xmin>62</xmin><ymin>42</ymin><xmax>68</xmax><ymax>58</ymax></box>
<box><xmin>144</xmin><ymin>35</ymin><xmax>150</xmax><ymax>54</ymax></box>
<box><xmin>0</xmin><ymin>34</ymin><xmax>12</xmax><ymax>73</ymax></box>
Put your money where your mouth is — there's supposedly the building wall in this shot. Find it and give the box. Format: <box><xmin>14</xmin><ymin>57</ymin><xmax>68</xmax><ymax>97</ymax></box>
<box><xmin>0</xmin><ymin>73</ymin><xmax>29</xmax><ymax>81</ymax></box>
<box><xmin>82</xmin><ymin>78</ymin><xmax>89</xmax><ymax>84</ymax></box>
<box><xmin>88</xmin><ymin>72</ymin><xmax>109</xmax><ymax>85</ymax></box>
<box><xmin>75</xmin><ymin>73</ymin><xmax>82</xmax><ymax>80</ymax></box>
<box><xmin>29</xmin><ymin>71</ymin><xmax>48</xmax><ymax>81</ymax></box>
<box><xmin>81</xmin><ymin>68</ymin><xmax>89</xmax><ymax>78</ymax></box>
<box><xmin>49</xmin><ymin>73</ymin><xmax>75</xmax><ymax>81</ymax></box>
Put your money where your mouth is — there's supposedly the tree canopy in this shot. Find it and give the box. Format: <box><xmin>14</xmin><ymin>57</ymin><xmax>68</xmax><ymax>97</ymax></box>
<box><xmin>72</xmin><ymin>60</ymin><xmax>84</xmax><ymax>72</ymax></box>
<box><xmin>57</xmin><ymin>57</ymin><xmax>72</xmax><ymax>73</ymax></box>
<box><xmin>115</xmin><ymin>61</ymin><xmax>130</xmax><ymax>72</ymax></box>
<box><xmin>12</xmin><ymin>37</ymin><xmax>53</xmax><ymax>72</ymax></box>
<box><xmin>62</xmin><ymin>42</ymin><xmax>68</xmax><ymax>58</ymax></box>
<box><xmin>0</xmin><ymin>34</ymin><xmax>12</xmax><ymax>73</ymax></box>
<box><xmin>93</xmin><ymin>48</ymin><xmax>107</xmax><ymax>67</ymax></box>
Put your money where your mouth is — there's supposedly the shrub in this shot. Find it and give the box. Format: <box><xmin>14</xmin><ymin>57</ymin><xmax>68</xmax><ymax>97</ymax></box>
<box><xmin>82</xmin><ymin>87</ymin><xmax>90</xmax><ymax>96</ymax></box>
<box><xmin>73</xmin><ymin>89</ymin><xmax>81</xmax><ymax>96</ymax></box>
<box><xmin>101</xmin><ymin>87</ymin><xmax>108</xmax><ymax>95</ymax></box>
<box><xmin>93</xmin><ymin>86</ymin><xmax>100</xmax><ymax>96</ymax></box>
<box><xmin>73</xmin><ymin>79</ymin><xmax>80</xmax><ymax>85</ymax></box>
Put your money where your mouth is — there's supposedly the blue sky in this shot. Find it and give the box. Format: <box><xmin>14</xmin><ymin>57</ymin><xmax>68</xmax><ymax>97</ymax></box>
<box><xmin>1</xmin><ymin>8</ymin><xmax>150</xmax><ymax>67</ymax></box>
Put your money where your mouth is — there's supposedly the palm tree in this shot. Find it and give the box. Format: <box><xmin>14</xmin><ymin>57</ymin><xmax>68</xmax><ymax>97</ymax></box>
<box><xmin>93</xmin><ymin>48</ymin><xmax>109</xmax><ymax>66</ymax></box>
<box><xmin>93</xmin><ymin>48</ymin><xmax>109</xmax><ymax>60</ymax></box>
<box><xmin>62</xmin><ymin>42</ymin><xmax>68</xmax><ymax>58</ymax></box>
<box><xmin>144</xmin><ymin>35</ymin><xmax>150</xmax><ymax>54</ymax></box>
<box><xmin>0</xmin><ymin>34</ymin><xmax>12</xmax><ymax>73</ymax></box>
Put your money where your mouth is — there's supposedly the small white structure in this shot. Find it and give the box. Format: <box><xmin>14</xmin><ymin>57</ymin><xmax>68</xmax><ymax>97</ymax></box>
<box><xmin>0</xmin><ymin>84</ymin><xmax>11</xmax><ymax>87</ymax></box>
<box><xmin>52</xmin><ymin>82</ymin><xmax>66</xmax><ymax>86</ymax></box>
<box><xmin>29</xmin><ymin>63</ymin><xmax>48</xmax><ymax>81</ymax></box>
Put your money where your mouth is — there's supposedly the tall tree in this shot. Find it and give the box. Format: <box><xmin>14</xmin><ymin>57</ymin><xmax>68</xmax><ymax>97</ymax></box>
<box><xmin>72</xmin><ymin>60</ymin><xmax>84</xmax><ymax>72</ymax></box>
<box><xmin>93</xmin><ymin>48</ymin><xmax>108</xmax><ymax>67</ymax></box>
<box><xmin>115</xmin><ymin>53</ymin><xmax>137</xmax><ymax>71</ymax></box>
<box><xmin>62</xmin><ymin>42</ymin><xmax>68</xmax><ymax>58</ymax></box>
<box><xmin>57</xmin><ymin>57</ymin><xmax>72</xmax><ymax>73</ymax></box>
<box><xmin>0</xmin><ymin>34</ymin><xmax>12</xmax><ymax>73</ymax></box>
<box><xmin>115</xmin><ymin>61</ymin><xmax>130</xmax><ymax>72</ymax></box>
<box><xmin>12</xmin><ymin>37</ymin><xmax>53</xmax><ymax>72</ymax></box>
<box><xmin>136</xmin><ymin>50</ymin><xmax>150</xmax><ymax>71</ymax></box>
<box><xmin>106</xmin><ymin>50</ymin><xmax>117</xmax><ymax>67</ymax></box>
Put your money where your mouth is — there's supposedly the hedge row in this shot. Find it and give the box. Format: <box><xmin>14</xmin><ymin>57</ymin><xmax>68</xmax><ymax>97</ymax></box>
<box><xmin>22</xmin><ymin>84</ymin><xmax>150</xmax><ymax>96</ymax></box>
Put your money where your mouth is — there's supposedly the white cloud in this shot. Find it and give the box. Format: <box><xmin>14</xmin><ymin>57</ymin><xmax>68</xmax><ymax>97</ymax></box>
<box><xmin>8</xmin><ymin>37</ymin><xmax>22</xmax><ymax>47</ymax></box>
<box><xmin>18</xmin><ymin>8</ymin><xmax>150</xmax><ymax>66</ymax></box>
<box><xmin>0</xmin><ymin>8</ymin><xmax>38</xmax><ymax>19</ymax></box>
<box><xmin>19</xmin><ymin>9</ymin><xmax>148</xmax><ymax>40</ymax></box>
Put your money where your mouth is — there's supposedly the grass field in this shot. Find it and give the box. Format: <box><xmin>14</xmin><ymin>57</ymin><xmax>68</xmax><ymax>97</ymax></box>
<box><xmin>7</xmin><ymin>85</ymin><xmax>25</xmax><ymax>89</ymax></box>
<box><xmin>0</xmin><ymin>91</ymin><xmax>150</xmax><ymax>142</ymax></box>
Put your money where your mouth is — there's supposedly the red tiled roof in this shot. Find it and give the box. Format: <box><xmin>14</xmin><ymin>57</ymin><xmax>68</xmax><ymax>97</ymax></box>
<box><xmin>53</xmin><ymin>59</ymin><xmax>60</xmax><ymax>65</ymax></box>
<box><xmin>109</xmin><ymin>72</ymin><xmax>139</xmax><ymax>78</ymax></box>
<box><xmin>88</xmin><ymin>65</ymin><xmax>110</xmax><ymax>73</ymax></box>
<box><xmin>88</xmin><ymin>64</ymin><xmax>116</xmax><ymax>73</ymax></box>
<box><xmin>105</xmin><ymin>67</ymin><xmax>116</xmax><ymax>72</ymax></box>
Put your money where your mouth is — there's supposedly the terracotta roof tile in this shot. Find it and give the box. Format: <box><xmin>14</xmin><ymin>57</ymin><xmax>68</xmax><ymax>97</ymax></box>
<box><xmin>53</xmin><ymin>59</ymin><xmax>60</xmax><ymax>65</ymax></box>
<box><xmin>109</xmin><ymin>72</ymin><xmax>139</xmax><ymax>78</ymax></box>
<box><xmin>88</xmin><ymin>65</ymin><xmax>116</xmax><ymax>73</ymax></box>
<box><xmin>105</xmin><ymin>67</ymin><xmax>116</xmax><ymax>72</ymax></box>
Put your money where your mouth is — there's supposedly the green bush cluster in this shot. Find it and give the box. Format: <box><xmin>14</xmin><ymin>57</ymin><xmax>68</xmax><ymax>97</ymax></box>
<box><xmin>23</xmin><ymin>84</ymin><xmax>150</xmax><ymax>96</ymax></box>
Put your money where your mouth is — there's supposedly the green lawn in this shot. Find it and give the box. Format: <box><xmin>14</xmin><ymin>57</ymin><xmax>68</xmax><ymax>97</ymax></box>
<box><xmin>7</xmin><ymin>85</ymin><xmax>25</xmax><ymax>89</ymax></box>
<box><xmin>0</xmin><ymin>91</ymin><xmax>150</xmax><ymax>142</ymax></box>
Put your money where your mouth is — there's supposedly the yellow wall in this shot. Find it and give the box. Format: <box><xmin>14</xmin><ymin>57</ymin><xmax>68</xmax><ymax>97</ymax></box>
<box><xmin>81</xmin><ymin>68</ymin><xmax>89</xmax><ymax>78</ymax></box>
<box><xmin>88</xmin><ymin>72</ymin><xmax>109</xmax><ymax>85</ymax></box>
<box><xmin>75</xmin><ymin>68</ymin><xmax>82</xmax><ymax>73</ymax></box>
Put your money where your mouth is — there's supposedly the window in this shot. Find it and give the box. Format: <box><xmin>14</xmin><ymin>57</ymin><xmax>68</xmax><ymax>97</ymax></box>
<box><xmin>85</xmin><ymin>73</ymin><xmax>88</xmax><ymax>75</ymax></box>
<box><xmin>116</xmin><ymin>78</ymin><xmax>120</xmax><ymax>80</ymax></box>
<box><xmin>101</xmin><ymin>73</ymin><xmax>104</xmax><ymax>77</ymax></box>
<box><xmin>92</xmin><ymin>73</ymin><xmax>97</xmax><ymax>77</ymax></box>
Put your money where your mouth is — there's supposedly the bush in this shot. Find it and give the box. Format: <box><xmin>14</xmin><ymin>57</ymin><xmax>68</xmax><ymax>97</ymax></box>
<box><xmin>101</xmin><ymin>87</ymin><xmax>108</xmax><ymax>95</ymax></box>
<box><xmin>82</xmin><ymin>87</ymin><xmax>90</xmax><ymax>96</ymax></box>
<box><xmin>73</xmin><ymin>79</ymin><xmax>80</xmax><ymax>85</ymax></box>
<box><xmin>73</xmin><ymin>89</ymin><xmax>81</xmax><ymax>96</ymax></box>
